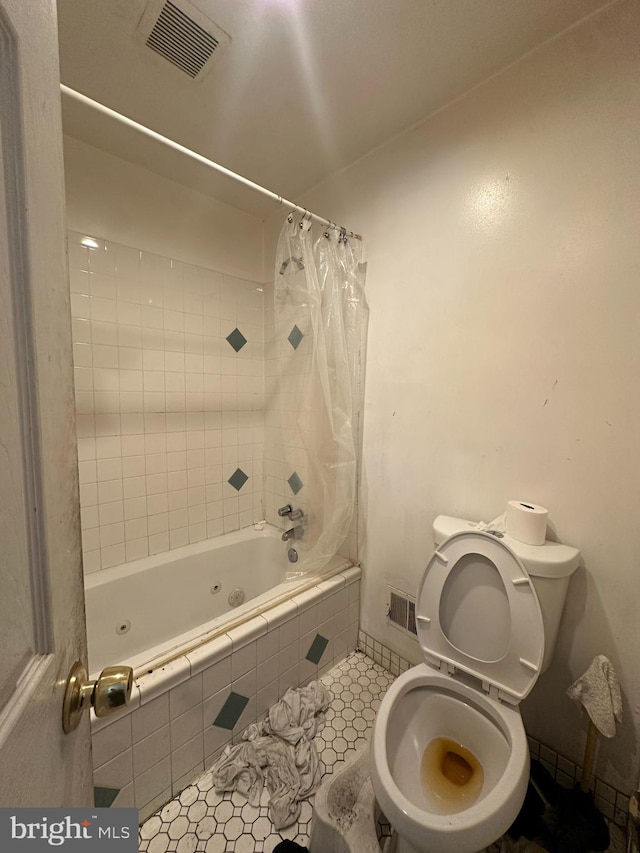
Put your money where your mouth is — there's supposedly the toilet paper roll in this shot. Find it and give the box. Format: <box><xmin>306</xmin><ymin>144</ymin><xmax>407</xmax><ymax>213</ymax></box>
<box><xmin>505</xmin><ymin>500</ymin><xmax>548</xmax><ymax>546</ymax></box>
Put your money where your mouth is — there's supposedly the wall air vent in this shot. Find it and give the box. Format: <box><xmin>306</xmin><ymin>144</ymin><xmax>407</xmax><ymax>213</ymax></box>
<box><xmin>387</xmin><ymin>586</ymin><xmax>417</xmax><ymax>636</ymax></box>
<box><xmin>134</xmin><ymin>0</ymin><xmax>230</xmax><ymax>81</ymax></box>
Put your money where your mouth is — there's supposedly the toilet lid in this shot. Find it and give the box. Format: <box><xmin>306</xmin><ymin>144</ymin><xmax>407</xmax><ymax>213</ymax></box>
<box><xmin>416</xmin><ymin>530</ymin><xmax>544</xmax><ymax>705</ymax></box>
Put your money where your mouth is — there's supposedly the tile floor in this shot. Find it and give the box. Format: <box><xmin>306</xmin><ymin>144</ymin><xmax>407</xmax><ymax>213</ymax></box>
<box><xmin>138</xmin><ymin>651</ymin><xmax>393</xmax><ymax>852</ymax></box>
<box><xmin>138</xmin><ymin>651</ymin><xmax>627</xmax><ymax>853</ymax></box>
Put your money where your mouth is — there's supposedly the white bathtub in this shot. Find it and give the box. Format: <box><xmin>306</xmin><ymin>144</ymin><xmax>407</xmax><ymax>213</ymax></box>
<box><xmin>87</xmin><ymin>526</ymin><xmax>361</xmax><ymax>820</ymax></box>
<box><xmin>85</xmin><ymin>524</ymin><xmax>345</xmax><ymax>675</ymax></box>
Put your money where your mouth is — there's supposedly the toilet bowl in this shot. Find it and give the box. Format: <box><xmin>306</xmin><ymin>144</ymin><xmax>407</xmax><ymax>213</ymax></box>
<box><xmin>370</xmin><ymin>515</ymin><xmax>580</xmax><ymax>853</ymax></box>
<box><xmin>371</xmin><ymin>665</ymin><xmax>529</xmax><ymax>853</ymax></box>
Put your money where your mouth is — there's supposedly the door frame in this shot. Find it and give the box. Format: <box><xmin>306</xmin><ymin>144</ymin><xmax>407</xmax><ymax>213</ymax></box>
<box><xmin>0</xmin><ymin>0</ymin><xmax>92</xmax><ymax>807</ymax></box>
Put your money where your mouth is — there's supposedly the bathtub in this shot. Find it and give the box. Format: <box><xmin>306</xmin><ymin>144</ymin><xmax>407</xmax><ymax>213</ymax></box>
<box><xmin>86</xmin><ymin>524</ymin><xmax>295</xmax><ymax>675</ymax></box>
<box><xmin>86</xmin><ymin>523</ymin><xmax>361</xmax><ymax>820</ymax></box>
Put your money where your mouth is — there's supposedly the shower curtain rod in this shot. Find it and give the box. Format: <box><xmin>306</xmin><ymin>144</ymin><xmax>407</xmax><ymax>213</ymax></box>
<box><xmin>60</xmin><ymin>85</ymin><xmax>362</xmax><ymax>241</ymax></box>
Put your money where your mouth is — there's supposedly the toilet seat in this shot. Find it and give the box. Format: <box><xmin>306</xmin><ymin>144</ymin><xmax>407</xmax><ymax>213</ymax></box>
<box><xmin>417</xmin><ymin>530</ymin><xmax>544</xmax><ymax>704</ymax></box>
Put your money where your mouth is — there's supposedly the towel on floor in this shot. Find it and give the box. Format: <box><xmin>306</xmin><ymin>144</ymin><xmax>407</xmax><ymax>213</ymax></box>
<box><xmin>210</xmin><ymin>681</ymin><xmax>330</xmax><ymax>829</ymax></box>
<box><xmin>566</xmin><ymin>654</ymin><xmax>622</xmax><ymax>738</ymax></box>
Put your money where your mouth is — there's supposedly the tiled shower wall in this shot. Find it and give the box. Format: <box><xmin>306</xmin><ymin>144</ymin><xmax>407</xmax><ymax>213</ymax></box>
<box><xmin>68</xmin><ymin>231</ymin><xmax>265</xmax><ymax>572</ymax></box>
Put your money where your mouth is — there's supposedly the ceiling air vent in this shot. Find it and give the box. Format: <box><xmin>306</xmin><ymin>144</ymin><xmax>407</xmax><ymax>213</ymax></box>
<box><xmin>135</xmin><ymin>0</ymin><xmax>230</xmax><ymax>81</ymax></box>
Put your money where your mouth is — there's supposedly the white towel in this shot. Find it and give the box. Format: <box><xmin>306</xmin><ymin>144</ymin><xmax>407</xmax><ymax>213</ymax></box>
<box><xmin>210</xmin><ymin>681</ymin><xmax>330</xmax><ymax>829</ymax></box>
<box><xmin>566</xmin><ymin>654</ymin><xmax>622</xmax><ymax>738</ymax></box>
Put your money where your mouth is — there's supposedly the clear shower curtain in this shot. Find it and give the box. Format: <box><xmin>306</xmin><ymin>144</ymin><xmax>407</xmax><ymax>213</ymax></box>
<box><xmin>274</xmin><ymin>214</ymin><xmax>368</xmax><ymax>577</ymax></box>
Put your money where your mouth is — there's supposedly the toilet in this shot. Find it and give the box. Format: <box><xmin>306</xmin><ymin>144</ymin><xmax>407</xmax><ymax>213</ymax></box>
<box><xmin>370</xmin><ymin>515</ymin><xmax>580</xmax><ymax>853</ymax></box>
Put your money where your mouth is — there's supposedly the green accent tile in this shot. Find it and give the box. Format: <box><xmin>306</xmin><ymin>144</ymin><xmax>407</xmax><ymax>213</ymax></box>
<box><xmin>213</xmin><ymin>692</ymin><xmax>249</xmax><ymax>730</ymax></box>
<box><xmin>306</xmin><ymin>634</ymin><xmax>329</xmax><ymax>665</ymax></box>
<box><xmin>288</xmin><ymin>472</ymin><xmax>303</xmax><ymax>495</ymax></box>
<box><xmin>226</xmin><ymin>328</ymin><xmax>247</xmax><ymax>352</ymax></box>
<box><xmin>94</xmin><ymin>786</ymin><xmax>120</xmax><ymax>808</ymax></box>
<box><xmin>288</xmin><ymin>325</ymin><xmax>304</xmax><ymax>350</ymax></box>
<box><xmin>228</xmin><ymin>467</ymin><xmax>248</xmax><ymax>491</ymax></box>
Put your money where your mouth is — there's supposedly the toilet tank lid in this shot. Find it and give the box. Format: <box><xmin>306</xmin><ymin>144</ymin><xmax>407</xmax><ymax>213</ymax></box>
<box><xmin>433</xmin><ymin>516</ymin><xmax>580</xmax><ymax>579</ymax></box>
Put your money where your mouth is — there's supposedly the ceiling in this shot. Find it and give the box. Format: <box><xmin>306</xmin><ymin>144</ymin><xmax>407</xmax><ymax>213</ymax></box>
<box><xmin>57</xmin><ymin>0</ymin><xmax>609</xmax><ymax>219</ymax></box>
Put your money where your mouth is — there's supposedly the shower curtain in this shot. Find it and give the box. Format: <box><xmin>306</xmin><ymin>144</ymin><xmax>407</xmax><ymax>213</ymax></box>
<box><xmin>273</xmin><ymin>214</ymin><xmax>368</xmax><ymax>577</ymax></box>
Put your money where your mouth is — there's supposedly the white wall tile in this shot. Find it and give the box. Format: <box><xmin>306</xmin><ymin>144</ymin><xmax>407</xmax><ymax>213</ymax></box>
<box><xmin>171</xmin><ymin>733</ymin><xmax>204</xmax><ymax>782</ymax></box>
<box><xmin>123</xmin><ymin>476</ymin><xmax>145</xmax><ymax>499</ymax></box>
<box><xmin>169</xmin><ymin>675</ymin><xmax>203</xmax><ymax>719</ymax></box>
<box><xmin>81</xmin><ymin>504</ymin><xmax>99</xmax><ymax>529</ymax></box>
<box><xmin>149</xmin><ymin>531</ymin><xmax>170</xmax><ymax>554</ymax></box>
<box><xmin>100</xmin><ymin>543</ymin><xmax>125</xmax><ymax>568</ymax></box>
<box><xmin>171</xmin><ymin>705</ymin><xmax>203</xmax><ymax>751</ymax></box>
<box><xmin>122</xmin><ymin>456</ymin><xmax>145</xmax><ymax>478</ymax></box>
<box><xmin>125</xmin><ymin>517</ymin><xmax>148</xmax><ymax>541</ymax></box>
<box><xmin>93</xmin><ymin>748</ymin><xmax>133</xmax><ymax>791</ymax></box>
<box><xmin>134</xmin><ymin>758</ymin><xmax>171</xmax><ymax>810</ymax></box>
<box><xmin>81</xmin><ymin>528</ymin><xmax>100</xmax><ymax>552</ymax></box>
<box><xmin>231</xmin><ymin>642</ymin><xmax>256</xmax><ymax>682</ymax></box>
<box><xmin>70</xmin><ymin>234</ymin><xmax>266</xmax><ymax>573</ymax></box>
<box><xmin>170</xmin><ymin>527</ymin><xmax>189</xmax><ymax>549</ymax></box>
<box><xmin>133</xmin><ymin>724</ymin><xmax>171</xmax><ymax>777</ymax></box>
<box><xmin>148</xmin><ymin>513</ymin><xmax>169</xmax><ymax>535</ymax></box>
<box><xmin>121</xmin><ymin>435</ymin><xmax>145</xmax><ymax>456</ymax></box>
<box><xmin>126</xmin><ymin>537</ymin><xmax>149</xmax><ymax>562</ymax></box>
<box><xmin>98</xmin><ymin>501</ymin><xmax>124</xmax><ymax>526</ymax></box>
<box><xmin>147</xmin><ymin>493</ymin><xmax>168</xmax><ymax>515</ymax></box>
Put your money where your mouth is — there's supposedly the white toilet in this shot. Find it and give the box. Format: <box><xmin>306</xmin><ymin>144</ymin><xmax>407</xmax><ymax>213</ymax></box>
<box><xmin>370</xmin><ymin>515</ymin><xmax>580</xmax><ymax>853</ymax></box>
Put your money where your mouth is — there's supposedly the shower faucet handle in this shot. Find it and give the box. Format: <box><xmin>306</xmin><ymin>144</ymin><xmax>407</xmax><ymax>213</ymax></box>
<box><xmin>278</xmin><ymin>504</ymin><xmax>304</xmax><ymax>521</ymax></box>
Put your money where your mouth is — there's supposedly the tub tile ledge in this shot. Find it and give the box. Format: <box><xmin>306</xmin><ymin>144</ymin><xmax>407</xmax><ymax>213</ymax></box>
<box><xmin>186</xmin><ymin>633</ymin><xmax>233</xmax><ymax>677</ymax></box>
<box><xmin>136</xmin><ymin>657</ymin><xmax>191</xmax><ymax>707</ymax></box>
<box><xmin>291</xmin><ymin>586</ymin><xmax>324</xmax><ymax>613</ymax></box>
<box><xmin>227</xmin><ymin>615</ymin><xmax>268</xmax><ymax>650</ymax></box>
<box><xmin>316</xmin><ymin>574</ymin><xmax>346</xmax><ymax>595</ymax></box>
<box><xmin>341</xmin><ymin>566</ymin><xmax>361</xmax><ymax>585</ymax></box>
<box><xmin>263</xmin><ymin>600</ymin><xmax>297</xmax><ymax>631</ymax></box>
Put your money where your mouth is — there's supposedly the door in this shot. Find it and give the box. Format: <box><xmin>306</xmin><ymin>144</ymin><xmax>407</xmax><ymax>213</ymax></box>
<box><xmin>0</xmin><ymin>0</ymin><xmax>92</xmax><ymax>806</ymax></box>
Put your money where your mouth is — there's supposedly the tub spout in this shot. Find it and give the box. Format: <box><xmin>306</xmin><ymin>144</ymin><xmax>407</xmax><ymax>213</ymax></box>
<box><xmin>282</xmin><ymin>527</ymin><xmax>300</xmax><ymax>541</ymax></box>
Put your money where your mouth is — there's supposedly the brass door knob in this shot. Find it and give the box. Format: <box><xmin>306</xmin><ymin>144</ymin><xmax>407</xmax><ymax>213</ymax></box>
<box><xmin>62</xmin><ymin>660</ymin><xmax>133</xmax><ymax>733</ymax></box>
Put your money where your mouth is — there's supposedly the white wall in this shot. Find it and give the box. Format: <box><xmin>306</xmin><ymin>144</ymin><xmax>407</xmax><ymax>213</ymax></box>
<box><xmin>266</xmin><ymin>0</ymin><xmax>640</xmax><ymax>793</ymax></box>
<box><xmin>64</xmin><ymin>136</ymin><xmax>264</xmax><ymax>281</ymax></box>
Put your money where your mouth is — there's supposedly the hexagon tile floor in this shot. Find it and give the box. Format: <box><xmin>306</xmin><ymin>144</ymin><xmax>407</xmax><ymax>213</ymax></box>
<box><xmin>138</xmin><ymin>651</ymin><xmax>628</xmax><ymax>853</ymax></box>
<box><xmin>138</xmin><ymin>651</ymin><xmax>394</xmax><ymax>853</ymax></box>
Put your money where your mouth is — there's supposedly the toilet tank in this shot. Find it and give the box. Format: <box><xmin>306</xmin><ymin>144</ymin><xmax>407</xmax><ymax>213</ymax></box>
<box><xmin>433</xmin><ymin>516</ymin><xmax>580</xmax><ymax>673</ymax></box>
